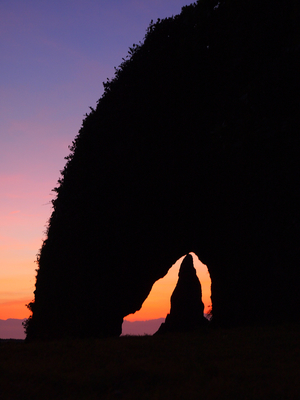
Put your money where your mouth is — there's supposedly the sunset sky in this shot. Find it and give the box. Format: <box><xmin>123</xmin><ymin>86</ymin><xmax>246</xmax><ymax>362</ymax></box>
<box><xmin>0</xmin><ymin>0</ymin><xmax>211</xmax><ymax>322</ymax></box>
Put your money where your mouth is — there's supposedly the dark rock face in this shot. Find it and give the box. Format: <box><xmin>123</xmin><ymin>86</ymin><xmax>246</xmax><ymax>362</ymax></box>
<box><xmin>25</xmin><ymin>0</ymin><xmax>300</xmax><ymax>340</ymax></box>
<box><xmin>156</xmin><ymin>255</ymin><xmax>208</xmax><ymax>334</ymax></box>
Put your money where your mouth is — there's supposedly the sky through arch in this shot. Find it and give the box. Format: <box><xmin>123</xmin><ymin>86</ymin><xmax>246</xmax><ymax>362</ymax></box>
<box><xmin>124</xmin><ymin>253</ymin><xmax>211</xmax><ymax>322</ymax></box>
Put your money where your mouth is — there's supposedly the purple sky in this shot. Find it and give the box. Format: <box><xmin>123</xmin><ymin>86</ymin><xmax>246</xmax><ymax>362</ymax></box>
<box><xmin>0</xmin><ymin>0</ymin><xmax>195</xmax><ymax>319</ymax></box>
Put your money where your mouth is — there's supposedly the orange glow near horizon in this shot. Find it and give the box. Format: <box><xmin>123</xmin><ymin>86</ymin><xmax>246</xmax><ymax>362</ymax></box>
<box><xmin>0</xmin><ymin>253</ymin><xmax>211</xmax><ymax>322</ymax></box>
<box><xmin>0</xmin><ymin>299</ymin><xmax>31</xmax><ymax>320</ymax></box>
<box><xmin>0</xmin><ymin>275</ymin><xmax>35</xmax><ymax>320</ymax></box>
<box><xmin>124</xmin><ymin>253</ymin><xmax>212</xmax><ymax>322</ymax></box>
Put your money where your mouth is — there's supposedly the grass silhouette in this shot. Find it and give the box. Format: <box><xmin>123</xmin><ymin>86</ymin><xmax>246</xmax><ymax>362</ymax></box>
<box><xmin>1</xmin><ymin>325</ymin><xmax>300</xmax><ymax>399</ymax></box>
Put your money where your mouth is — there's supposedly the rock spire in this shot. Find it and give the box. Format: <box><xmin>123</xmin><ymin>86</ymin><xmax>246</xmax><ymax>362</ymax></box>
<box><xmin>156</xmin><ymin>254</ymin><xmax>208</xmax><ymax>334</ymax></box>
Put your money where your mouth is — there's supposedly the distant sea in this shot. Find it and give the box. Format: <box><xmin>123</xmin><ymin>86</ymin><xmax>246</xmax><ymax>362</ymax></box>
<box><xmin>0</xmin><ymin>318</ymin><xmax>165</xmax><ymax>338</ymax></box>
<box><xmin>0</xmin><ymin>319</ymin><xmax>26</xmax><ymax>339</ymax></box>
<box><xmin>1</xmin><ymin>315</ymin><xmax>210</xmax><ymax>338</ymax></box>
<box><xmin>121</xmin><ymin>318</ymin><xmax>165</xmax><ymax>336</ymax></box>
<box><xmin>122</xmin><ymin>313</ymin><xmax>211</xmax><ymax>335</ymax></box>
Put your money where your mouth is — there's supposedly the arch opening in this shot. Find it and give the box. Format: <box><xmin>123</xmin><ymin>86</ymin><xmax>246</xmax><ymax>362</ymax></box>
<box><xmin>122</xmin><ymin>253</ymin><xmax>212</xmax><ymax>335</ymax></box>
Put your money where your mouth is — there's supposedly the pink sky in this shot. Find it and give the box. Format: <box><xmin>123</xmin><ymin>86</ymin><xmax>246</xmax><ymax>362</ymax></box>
<box><xmin>0</xmin><ymin>0</ymin><xmax>198</xmax><ymax>321</ymax></box>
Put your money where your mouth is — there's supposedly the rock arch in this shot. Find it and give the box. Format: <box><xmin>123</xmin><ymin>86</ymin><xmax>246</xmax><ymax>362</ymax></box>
<box><xmin>123</xmin><ymin>252</ymin><xmax>211</xmax><ymax>330</ymax></box>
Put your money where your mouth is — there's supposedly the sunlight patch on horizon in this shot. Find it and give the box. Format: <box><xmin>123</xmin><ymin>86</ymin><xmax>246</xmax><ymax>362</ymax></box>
<box><xmin>0</xmin><ymin>299</ymin><xmax>31</xmax><ymax>320</ymax></box>
<box><xmin>124</xmin><ymin>252</ymin><xmax>212</xmax><ymax>322</ymax></box>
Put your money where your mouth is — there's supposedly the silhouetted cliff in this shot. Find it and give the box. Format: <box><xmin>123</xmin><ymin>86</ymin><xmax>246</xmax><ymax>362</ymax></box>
<box><xmin>25</xmin><ymin>0</ymin><xmax>300</xmax><ymax>340</ymax></box>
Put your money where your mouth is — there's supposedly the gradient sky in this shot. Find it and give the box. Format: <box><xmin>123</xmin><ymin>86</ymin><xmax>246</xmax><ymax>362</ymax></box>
<box><xmin>0</xmin><ymin>0</ymin><xmax>210</xmax><ymax>321</ymax></box>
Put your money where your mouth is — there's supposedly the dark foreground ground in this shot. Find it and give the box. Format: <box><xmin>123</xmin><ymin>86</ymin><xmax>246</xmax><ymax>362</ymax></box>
<box><xmin>1</xmin><ymin>325</ymin><xmax>299</xmax><ymax>400</ymax></box>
